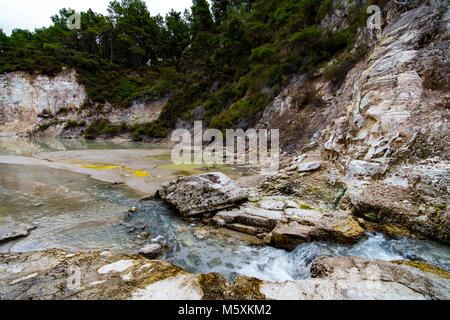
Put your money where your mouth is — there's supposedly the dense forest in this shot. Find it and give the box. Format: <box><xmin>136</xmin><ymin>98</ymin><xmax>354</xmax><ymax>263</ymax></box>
<box><xmin>0</xmin><ymin>0</ymin><xmax>387</xmax><ymax>140</ymax></box>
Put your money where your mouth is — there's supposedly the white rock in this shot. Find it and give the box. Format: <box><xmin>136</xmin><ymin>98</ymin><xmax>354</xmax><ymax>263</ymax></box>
<box><xmin>139</xmin><ymin>244</ymin><xmax>163</xmax><ymax>259</ymax></box>
<box><xmin>284</xmin><ymin>208</ymin><xmax>323</xmax><ymax>225</ymax></box>
<box><xmin>157</xmin><ymin>172</ymin><xmax>248</xmax><ymax>216</ymax></box>
<box><xmin>297</xmin><ymin>161</ymin><xmax>322</xmax><ymax>172</ymax></box>
<box><xmin>97</xmin><ymin>260</ymin><xmax>135</xmax><ymax>274</ymax></box>
<box><xmin>347</xmin><ymin>160</ymin><xmax>387</xmax><ymax>178</ymax></box>
<box><xmin>131</xmin><ymin>274</ymin><xmax>203</xmax><ymax>300</ymax></box>
<box><xmin>257</xmin><ymin>199</ymin><xmax>285</xmax><ymax>211</ymax></box>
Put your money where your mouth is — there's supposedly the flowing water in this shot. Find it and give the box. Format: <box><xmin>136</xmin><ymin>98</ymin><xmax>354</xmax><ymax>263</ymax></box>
<box><xmin>0</xmin><ymin>138</ymin><xmax>449</xmax><ymax>282</ymax></box>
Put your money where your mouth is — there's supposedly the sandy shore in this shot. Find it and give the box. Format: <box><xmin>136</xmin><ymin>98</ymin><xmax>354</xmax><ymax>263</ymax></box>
<box><xmin>0</xmin><ymin>148</ymin><xmax>266</xmax><ymax>195</ymax></box>
<box><xmin>0</xmin><ymin>149</ymin><xmax>179</xmax><ymax>195</ymax></box>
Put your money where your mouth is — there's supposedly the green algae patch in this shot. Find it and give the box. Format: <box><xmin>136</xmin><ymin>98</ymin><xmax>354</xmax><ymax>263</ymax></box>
<box><xmin>228</xmin><ymin>276</ymin><xmax>266</xmax><ymax>300</ymax></box>
<box><xmin>392</xmin><ymin>260</ymin><xmax>450</xmax><ymax>279</ymax></box>
<box><xmin>158</xmin><ymin>162</ymin><xmax>233</xmax><ymax>172</ymax></box>
<box><xmin>198</xmin><ymin>273</ymin><xmax>230</xmax><ymax>300</ymax></box>
<box><xmin>75</xmin><ymin>163</ymin><xmax>149</xmax><ymax>177</ymax></box>
<box><xmin>296</xmin><ymin>201</ymin><xmax>315</xmax><ymax>210</ymax></box>
<box><xmin>145</xmin><ymin>154</ymin><xmax>172</xmax><ymax>161</ymax></box>
<box><xmin>157</xmin><ymin>162</ymin><xmax>239</xmax><ymax>179</ymax></box>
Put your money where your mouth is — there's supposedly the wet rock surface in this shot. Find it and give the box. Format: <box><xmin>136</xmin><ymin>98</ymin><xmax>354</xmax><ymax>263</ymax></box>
<box><xmin>212</xmin><ymin>197</ymin><xmax>365</xmax><ymax>250</ymax></box>
<box><xmin>1</xmin><ymin>249</ymin><xmax>448</xmax><ymax>300</ymax></box>
<box><xmin>260</xmin><ymin>256</ymin><xmax>450</xmax><ymax>300</ymax></box>
<box><xmin>156</xmin><ymin>172</ymin><xmax>248</xmax><ymax>216</ymax></box>
<box><xmin>0</xmin><ymin>249</ymin><xmax>192</xmax><ymax>300</ymax></box>
<box><xmin>0</xmin><ymin>223</ymin><xmax>36</xmax><ymax>244</ymax></box>
<box><xmin>138</xmin><ymin>244</ymin><xmax>163</xmax><ymax>259</ymax></box>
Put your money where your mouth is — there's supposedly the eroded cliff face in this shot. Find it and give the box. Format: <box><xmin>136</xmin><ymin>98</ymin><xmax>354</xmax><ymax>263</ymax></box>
<box><xmin>0</xmin><ymin>69</ymin><xmax>87</xmax><ymax>136</ymax></box>
<box><xmin>259</xmin><ymin>1</ymin><xmax>449</xmax><ymax>243</ymax></box>
<box><xmin>0</xmin><ymin>69</ymin><xmax>166</xmax><ymax>138</ymax></box>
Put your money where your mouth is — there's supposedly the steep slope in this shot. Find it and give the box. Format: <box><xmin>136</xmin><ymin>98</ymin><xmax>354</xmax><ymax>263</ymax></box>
<box><xmin>259</xmin><ymin>0</ymin><xmax>449</xmax><ymax>243</ymax></box>
<box><xmin>0</xmin><ymin>69</ymin><xmax>87</xmax><ymax>136</ymax></box>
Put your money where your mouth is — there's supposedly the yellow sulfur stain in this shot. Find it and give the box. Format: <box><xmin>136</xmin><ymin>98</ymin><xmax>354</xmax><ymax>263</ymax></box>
<box><xmin>79</xmin><ymin>164</ymin><xmax>119</xmax><ymax>170</ymax></box>
<box><xmin>75</xmin><ymin>163</ymin><xmax>149</xmax><ymax>177</ymax></box>
<box><xmin>123</xmin><ymin>168</ymin><xmax>150</xmax><ymax>177</ymax></box>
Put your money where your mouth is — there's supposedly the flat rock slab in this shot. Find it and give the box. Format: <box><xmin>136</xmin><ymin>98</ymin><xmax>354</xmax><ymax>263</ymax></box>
<box><xmin>261</xmin><ymin>256</ymin><xmax>450</xmax><ymax>300</ymax></box>
<box><xmin>347</xmin><ymin>160</ymin><xmax>387</xmax><ymax>178</ymax></box>
<box><xmin>157</xmin><ymin>172</ymin><xmax>248</xmax><ymax>216</ymax></box>
<box><xmin>213</xmin><ymin>196</ymin><xmax>365</xmax><ymax>249</ymax></box>
<box><xmin>0</xmin><ymin>249</ymin><xmax>221</xmax><ymax>300</ymax></box>
<box><xmin>1</xmin><ymin>249</ymin><xmax>448</xmax><ymax>300</ymax></box>
<box><xmin>0</xmin><ymin>223</ymin><xmax>36</xmax><ymax>244</ymax></box>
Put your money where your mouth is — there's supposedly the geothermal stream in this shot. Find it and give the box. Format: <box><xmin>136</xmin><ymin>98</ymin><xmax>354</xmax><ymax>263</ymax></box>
<box><xmin>0</xmin><ymin>137</ymin><xmax>449</xmax><ymax>283</ymax></box>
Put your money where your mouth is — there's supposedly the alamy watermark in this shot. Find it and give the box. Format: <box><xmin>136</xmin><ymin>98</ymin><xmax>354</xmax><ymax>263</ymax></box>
<box><xmin>170</xmin><ymin>121</ymin><xmax>280</xmax><ymax>175</ymax></box>
<box><xmin>66</xmin><ymin>9</ymin><xmax>81</xmax><ymax>30</ymax></box>
<box><xmin>367</xmin><ymin>5</ymin><xmax>382</xmax><ymax>39</ymax></box>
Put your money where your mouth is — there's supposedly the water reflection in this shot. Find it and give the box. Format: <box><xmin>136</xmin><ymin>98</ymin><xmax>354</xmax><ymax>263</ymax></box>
<box><xmin>0</xmin><ymin>136</ymin><xmax>168</xmax><ymax>156</ymax></box>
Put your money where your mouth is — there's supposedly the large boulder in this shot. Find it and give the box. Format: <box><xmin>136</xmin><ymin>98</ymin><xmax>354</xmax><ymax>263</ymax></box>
<box><xmin>342</xmin><ymin>170</ymin><xmax>450</xmax><ymax>244</ymax></box>
<box><xmin>270</xmin><ymin>210</ymin><xmax>365</xmax><ymax>250</ymax></box>
<box><xmin>156</xmin><ymin>172</ymin><xmax>248</xmax><ymax>216</ymax></box>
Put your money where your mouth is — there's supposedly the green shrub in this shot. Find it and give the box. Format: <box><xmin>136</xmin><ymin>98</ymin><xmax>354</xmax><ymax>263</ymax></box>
<box><xmin>65</xmin><ymin>120</ymin><xmax>79</xmax><ymax>128</ymax></box>
<box><xmin>323</xmin><ymin>46</ymin><xmax>367</xmax><ymax>86</ymax></box>
<box><xmin>210</xmin><ymin>93</ymin><xmax>270</xmax><ymax>132</ymax></box>
<box><xmin>250</xmin><ymin>43</ymin><xmax>276</xmax><ymax>64</ymax></box>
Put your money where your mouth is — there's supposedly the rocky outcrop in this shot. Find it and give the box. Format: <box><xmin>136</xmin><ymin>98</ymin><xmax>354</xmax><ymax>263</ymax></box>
<box><xmin>0</xmin><ymin>223</ymin><xmax>36</xmax><ymax>244</ymax></box>
<box><xmin>1</xmin><ymin>249</ymin><xmax>448</xmax><ymax>300</ymax></box>
<box><xmin>257</xmin><ymin>1</ymin><xmax>450</xmax><ymax>244</ymax></box>
<box><xmin>0</xmin><ymin>68</ymin><xmax>168</xmax><ymax>138</ymax></box>
<box><xmin>0</xmin><ymin>69</ymin><xmax>87</xmax><ymax>136</ymax></box>
<box><xmin>157</xmin><ymin>172</ymin><xmax>364</xmax><ymax>249</ymax></box>
<box><xmin>212</xmin><ymin>196</ymin><xmax>365</xmax><ymax>250</ymax></box>
<box><xmin>321</xmin><ymin>3</ymin><xmax>450</xmax><ymax>164</ymax></box>
<box><xmin>0</xmin><ymin>249</ymin><xmax>215</xmax><ymax>300</ymax></box>
<box><xmin>156</xmin><ymin>172</ymin><xmax>248</xmax><ymax>216</ymax></box>
<box><xmin>339</xmin><ymin>156</ymin><xmax>449</xmax><ymax>243</ymax></box>
<box><xmin>261</xmin><ymin>256</ymin><xmax>450</xmax><ymax>300</ymax></box>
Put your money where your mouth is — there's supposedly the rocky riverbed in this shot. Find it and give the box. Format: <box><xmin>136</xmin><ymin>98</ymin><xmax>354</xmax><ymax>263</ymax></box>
<box><xmin>1</xmin><ymin>1</ymin><xmax>449</xmax><ymax>301</ymax></box>
<box><xmin>0</xmin><ymin>137</ymin><xmax>449</xmax><ymax>299</ymax></box>
<box><xmin>1</xmin><ymin>249</ymin><xmax>448</xmax><ymax>300</ymax></box>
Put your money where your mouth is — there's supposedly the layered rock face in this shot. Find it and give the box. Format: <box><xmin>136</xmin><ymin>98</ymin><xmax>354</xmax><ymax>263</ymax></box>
<box><xmin>212</xmin><ymin>196</ymin><xmax>365</xmax><ymax>250</ymax></box>
<box><xmin>258</xmin><ymin>1</ymin><xmax>450</xmax><ymax>243</ymax></box>
<box><xmin>156</xmin><ymin>172</ymin><xmax>365</xmax><ymax>249</ymax></box>
<box><xmin>0</xmin><ymin>69</ymin><xmax>166</xmax><ymax>138</ymax></box>
<box><xmin>0</xmin><ymin>69</ymin><xmax>87</xmax><ymax>136</ymax></box>
<box><xmin>261</xmin><ymin>256</ymin><xmax>450</xmax><ymax>300</ymax></box>
<box><xmin>1</xmin><ymin>249</ymin><xmax>448</xmax><ymax>300</ymax></box>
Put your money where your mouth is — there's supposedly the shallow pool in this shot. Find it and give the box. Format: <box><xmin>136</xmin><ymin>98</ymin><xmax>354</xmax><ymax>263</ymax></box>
<box><xmin>1</xmin><ymin>163</ymin><xmax>449</xmax><ymax>282</ymax></box>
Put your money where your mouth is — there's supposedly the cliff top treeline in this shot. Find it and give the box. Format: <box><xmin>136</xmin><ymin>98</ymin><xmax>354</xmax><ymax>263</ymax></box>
<box><xmin>0</xmin><ymin>0</ymin><xmax>386</xmax><ymax>139</ymax></box>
